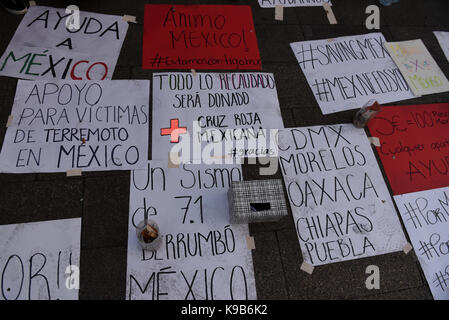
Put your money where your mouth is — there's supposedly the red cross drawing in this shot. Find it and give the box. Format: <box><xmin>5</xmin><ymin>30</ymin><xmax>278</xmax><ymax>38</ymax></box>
<box><xmin>160</xmin><ymin>119</ymin><xmax>187</xmax><ymax>143</ymax></box>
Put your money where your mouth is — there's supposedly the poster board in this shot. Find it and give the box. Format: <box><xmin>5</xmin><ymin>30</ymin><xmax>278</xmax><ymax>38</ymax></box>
<box><xmin>126</xmin><ymin>161</ymin><xmax>257</xmax><ymax>300</ymax></box>
<box><xmin>367</xmin><ymin>103</ymin><xmax>449</xmax><ymax>195</ymax></box>
<box><xmin>152</xmin><ymin>72</ymin><xmax>284</xmax><ymax>163</ymax></box>
<box><xmin>0</xmin><ymin>218</ymin><xmax>81</xmax><ymax>300</ymax></box>
<box><xmin>142</xmin><ymin>5</ymin><xmax>261</xmax><ymax>70</ymax></box>
<box><xmin>394</xmin><ymin>187</ymin><xmax>449</xmax><ymax>300</ymax></box>
<box><xmin>0</xmin><ymin>80</ymin><xmax>149</xmax><ymax>173</ymax></box>
<box><xmin>290</xmin><ymin>33</ymin><xmax>415</xmax><ymax>114</ymax></box>
<box><xmin>0</xmin><ymin>5</ymin><xmax>128</xmax><ymax>80</ymax></box>
<box><xmin>384</xmin><ymin>39</ymin><xmax>449</xmax><ymax>96</ymax></box>
<box><xmin>278</xmin><ymin>124</ymin><xmax>407</xmax><ymax>266</ymax></box>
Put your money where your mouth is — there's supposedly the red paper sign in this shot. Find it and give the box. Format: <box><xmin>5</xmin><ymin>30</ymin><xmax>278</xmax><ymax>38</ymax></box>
<box><xmin>142</xmin><ymin>4</ymin><xmax>261</xmax><ymax>70</ymax></box>
<box><xmin>367</xmin><ymin>103</ymin><xmax>449</xmax><ymax>195</ymax></box>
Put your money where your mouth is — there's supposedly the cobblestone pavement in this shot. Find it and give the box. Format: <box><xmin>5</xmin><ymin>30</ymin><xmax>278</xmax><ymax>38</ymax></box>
<box><xmin>1</xmin><ymin>0</ymin><xmax>448</xmax><ymax>299</ymax></box>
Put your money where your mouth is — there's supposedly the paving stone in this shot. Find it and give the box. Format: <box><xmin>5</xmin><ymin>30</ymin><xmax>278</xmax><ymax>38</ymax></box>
<box><xmin>262</xmin><ymin>62</ymin><xmax>314</xmax><ymax>109</ymax></box>
<box><xmin>112</xmin><ymin>65</ymin><xmax>132</xmax><ymax>80</ymax></box>
<box><xmin>277</xmin><ymin>227</ymin><xmax>424</xmax><ymax>299</ymax></box>
<box><xmin>331</xmin><ymin>0</ymin><xmax>388</xmax><ymax>27</ymax></box>
<box><xmin>0</xmin><ymin>128</ymin><xmax>37</xmax><ymax>185</ymax></box>
<box><xmin>257</xmin><ymin>24</ymin><xmax>304</xmax><ymax>63</ymax></box>
<box><xmin>82</xmin><ymin>174</ymin><xmax>130</xmax><ymax>249</ymax></box>
<box><xmin>358</xmin><ymin>285</ymin><xmax>433</xmax><ymax>300</ymax></box>
<box><xmin>0</xmin><ymin>6</ymin><xmax>22</xmax><ymax>49</ymax></box>
<box><xmin>130</xmin><ymin>66</ymin><xmax>154</xmax><ymax>80</ymax></box>
<box><xmin>279</xmin><ymin>25</ymin><xmax>395</xmax><ymax>111</ymax></box>
<box><xmin>0</xmin><ymin>77</ymin><xmax>18</xmax><ymax>124</ymax></box>
<box><xmin>280</xmin><ymin>108</ymin><xmax>295</xmax><ymax>128</ymax></box>
<box><xmin>82</xmin><ymin>170</ymin><xmax>131</xmax><ymax>179</ymax></box>
<box><xmin>79</xmin><ymin>246</ymin><xmax>127</xmax><ymax>300</ymax></box>
<box><xmin>250</xmin><ymin>1</ymin><xmax>301</xmax><ymax>26</ymax></box>
<box><xmin>34</xmin><ymin>172</ymin><xmax>79</xmax><ymax>181</ymax></box>
<box><xmin>329</xmin><ymin>0</ymin><xmax>430</xmax><ymax>29</ymax></box>
<box><xmin>35</xmin><ymin>0</ymin><xmax>74</xmax><ymax>10</ymax></box>
<box><xmin>251</xmin><ymin>231</ymin><xmax>289</xmax><ymax>299</ymax></box>
<box><xmin>241</xmin><ymin>162</ymin><xmax>282</xmax><ymax>181</ymax></box>
<box><xmin>35</xmin><ymin>170</ymin><xmax>129</xmax><ymax>181</ymax></box>
<box><xmin>302</xmin><ymin>24</ymin><xmax>393</xmax><ymax>41</ymax></box>
<box><xmin>39</xmin><ymin>0</ymin><xmax>147</xmax><ymax>21</ymax></box>
<box><xmin>0</xmin><ymin>0</ymin><xmax>447</xmax><ymax>301</ymax></box>
<box><xmin>89</xmin><ymin>0</ymin><xmax>147</xmax><ymax>21</ymax></box>
<box><xmin>0</xmin><ymin>179</ymin><xmax>83</xmax><ymax>225</ymax></box>
<box><xmin>293</xmin><ymin>4</ymin><xmax>332</xmax><ymax>26</ymax></box>
<box><xmin>381</xmin><ymin>0</ymin><xmax>449</xmax><ymax>28</ymax></box>
<box><xmin>116</xmin><ymin>24</ymin><xmax>144</xmax><ymax>68</ymax></box>
<box><xmin>156</xmin><ymin>0</ymin><xmax>299</xmax><ymax>26</ymax></box>
<box><xmin>249</xmin><ymin>215</ymin><xmax>295</xmax><ymax>234</ymax></box>
<box><xmin>292</xmin><ymin>106</ymin><xmax>355</xmax><ymax>127</ymax></box>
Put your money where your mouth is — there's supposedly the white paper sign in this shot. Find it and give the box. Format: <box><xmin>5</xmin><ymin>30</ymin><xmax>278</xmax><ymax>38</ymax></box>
<box><xmin>434</xmin><ymin>31</ymin><xmax>449</xmax><ymax>63</ymax></box>
<box><xmin>385</xmin><ymin>39</ymin><xmax>449</xmax><ymax>96</ymax></box>
<box><xmin>258</xmin><ymin>0</ymin><xmax>331</xmax><ymax>8</ymax></box>
<box><xmin>0</xmin><ymin>80</ymin><xmax>149</xmax><ymax>173</ymax></box>
<box><xmin>278</xmin><ymin>124</ymin><xmax>407</xmax><ymax>266</ymax></box>
<box><xmin>394</xmin><ymin>187</ymin><xmax>449</xmax><ymax>300</ymax></box>
<box><xmin>152</xmin><ymin>72</ymin><xmax>284</xmax><ymax>163</ymax></box>
<box><xmin>0</xmin><ymin>5</ymin><xmax>128</xmax><ymax>80</ymax></box>
<box><xmin>126</xmin><ymin>161</ymin><xmax>257</xmax><ymax>300</ymax></box>
<box><xmin>290</xmin><ymin>33</ymin><xmax>415</xmax><ymax>114</ymax></box>
<box><xmin>0</xmin><ymin>218</ymin><xmax>81</xmax><ymax>300</ymax></box>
